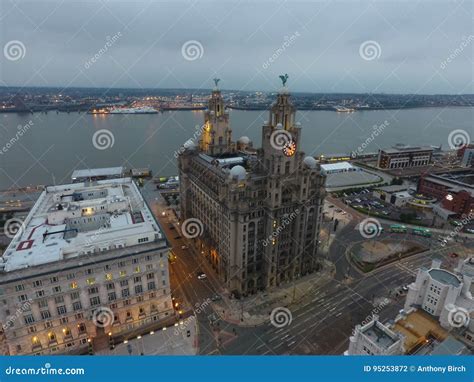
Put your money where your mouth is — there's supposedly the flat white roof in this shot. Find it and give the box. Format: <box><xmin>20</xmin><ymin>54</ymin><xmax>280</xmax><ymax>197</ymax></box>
<box><xmin>71</xmin><ymin>166</ymin><xmax>124</xmax><ymax>179</ymax></box>
<box><xmin>320</xmin><ymin>162</ymin><xmax>355</xmax><ymax>171</ymax></box>
<box><xmin>1</xmin><ymin>178</ymin><xmax>163</xmax><ymax>272</ymax></box>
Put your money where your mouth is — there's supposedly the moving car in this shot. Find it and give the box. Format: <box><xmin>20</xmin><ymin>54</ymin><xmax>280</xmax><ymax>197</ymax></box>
<box><xmin>197</xmin><ymin>272</ymin><xmax>207</xmax><ymax>280</ymax></box>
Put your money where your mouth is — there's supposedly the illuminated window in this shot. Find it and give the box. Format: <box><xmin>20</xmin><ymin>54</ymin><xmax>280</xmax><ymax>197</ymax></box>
<box><xmin>119</xmin><ymin>271</ymin><xmax>127</xmax><ymax>278</ymax></box>
<box><xmin>69</xmin><ymin>282</ymin><xmax>78</xmax><ymax>289</ymax></box>
<box><xmin>105</xmin><ymin>273</ymin><xmax>113</xmax><ymax>281</ymax></box>
<box><xmin>134</xmin><ymin>266</ymin><xmax>140</xmax><ymax>273</ymax></box>
<box><xmin>86</xmin><ymin>278</ymin><xmax>95</xmax><ymax>286</ymax></box>
<box><xmin>32</xmin><ymin>336</ymin><xmax>41</xmax><ymax>346</ymax></box>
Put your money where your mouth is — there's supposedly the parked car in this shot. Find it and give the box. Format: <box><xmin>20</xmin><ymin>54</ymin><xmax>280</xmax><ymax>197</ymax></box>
<box><xmin>197</xmin><ymin>272</ymin><xmax>207</xmax><ymax>280</ymax></box>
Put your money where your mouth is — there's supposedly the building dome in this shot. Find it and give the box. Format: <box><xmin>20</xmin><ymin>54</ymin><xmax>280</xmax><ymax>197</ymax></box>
<box><xmin>303</xmin><ymin>156</ymin><xmax>317</xmax><ymax>169</ymax></box>
<box><xmin>275</xmin><ymin>123</ymin><xmax>283</xmax><ymax>130</ymax></box>
<box><xmin>238</xmin><ymin>136</ymin><xmax>251</xmax><ymax>145</ymax></box>
<box><xmin>229</xmin><ymin>165</ymin><xmax>246</xmax><ymax>180</ymax></box>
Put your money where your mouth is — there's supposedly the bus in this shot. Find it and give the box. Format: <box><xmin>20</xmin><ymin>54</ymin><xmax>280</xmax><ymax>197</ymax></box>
<box><xmin>412</xmin><ymin>227</ymin><xmax>432</xmax><ymax>237</ymax></box>
<box><xmin>390</xmin><ymin>224</ymin><xmax>407</xmax><ymax>233</ymax></box>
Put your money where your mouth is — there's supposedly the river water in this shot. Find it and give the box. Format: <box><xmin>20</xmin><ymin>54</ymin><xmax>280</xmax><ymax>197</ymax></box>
<box><xmin>1</xmin><ymin>107</ymin><xmax>472</xmax><ymax>190</ymax></box>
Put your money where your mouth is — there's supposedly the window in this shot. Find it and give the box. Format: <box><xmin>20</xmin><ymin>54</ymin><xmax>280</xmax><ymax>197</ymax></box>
<box><xmin>106</xmin><ymin>283</ymin><xmax>115</xmax><ymax>290</ymax></box>
<box><xmin>33</xmin><ymin>280</ymin><xmax>43</xmax><ymax>288</ymax></box>
<box><xmin>134</xmin><ymin>266</ymin><xmax>140</xmax><ymax>273</ymax></box>
<box><xmin>146</xmin><ymin>273</ymin><xmax>154</xmax><ymax>280</ymax></box>
<box><xmin>15</xmin><ymin>284</ymin><xmax>25</xmax><ymax>292</ymax></box>
<box><xmin>90</xmin><ymin>296</ymin><xmax>101</xmax><ymax>307</ymax></box>
<box><xmin>88</xmin><ymin>287</ymin><xmax>99</xmax><ymax>295</ymax></box>
<box><xmin>52</xmin><ymin>286</ymin><xmax>61</xmax><ymax>293</ymax></box>
<box><xmin>50</xmin><ymin>276</ymin><xmax>59</xmax><ymax>284</ymax></box>
<box><xmin>40</xmin><ymin>310</ymin><xmax>51</xmax><ymax>320</ymax></box>
<box><xmin>147</xmin><ymin>281</ymin><xmax>156</xmax><ymax>291</ymax></box>
<box><xmin>132</xmin><ymin>258</ymin><xmax>139</xmax><ymax>264</ymax></box>
<box><xmin>121</xmin><ymin>289</ymin><xmax>129</xmax><ymax>298</ymax></box>
<box><xmin>104</xmin><ymin>264</ymin><xmax>111</xmax><ymax>271</ymax></box>
<box><xmin>138</xmin><ymin>237</ymin><xmax>149</xmax><ymax>243</ymax></box>
<box><xmin>135</xmin><ymin>285</ymin><xmax>143</xmax><ymax>294</ymax></box>
<box><xmin>69</xmin><ymin>282</ymin><xmax>78</xmax><ymax>290</ymax></box>
<box><xmin>38</xmin><ymin>299</ymin><xmax>48</xmax><ymax>308</ymax></box>
<box><xmin>72</xmin><ymin>301</ymin><xmax>82</xmax><ymax>311</ymax></box>
<box><xmin>35</xmin><ymin>290</ymin><xmax>45</xmax><ymax>298</ymax></box>
<box><xmin>57</xmin><ymin>306</ymin><xmax>67</xmax><ymax>315</ymax></box>
<box><xmin>78</xmin><ymin>323</ymin><xmax>86</xmax><ymax>334</ymax></box>
<box><xmin>18</xmin><ymin>294</ymin><xmax>28</xmax><ymax>303</ymax></box>
<box><xmin>105</xmin><ymin>273</ymin><xmax>113</xmax><ymax>281</ymax></box>
<box><xmin>119</xmin><ymin>280</ymin><xmax>129</xmax><ymax>287</ymax></box>
<box><xmin>86</xmin><ymin>269</ymin><xmax>93</xmax><ymax>275</ymax></box>
<box><xmin>133</xmin><ymin>276</ymin><xmax>141</xmax><ymax>283</ymax></box>
<box><xmin>108</xmin><ymin>292</ymin><xmax>116</xmax><ymax>302</ymax></box>
<box><xmin>24</xmin><ymin>314</ymin><xmax>35</xmax><ymax>325</ymax></box>
<box><xmin>119</xmin><ymin>271</ymin><xmax>127</xmax><ymax>278</ymax></box>
<box><xmin>32</xmin><ymin>336</ymin><xmax>41</xmax><ymax>347</ymax></box>
<box><xmin>66</xmin><ymin>273</ymin><xmax>75</xmax><ymax>280</ymax></box>
<box><xmin>54</xmin><ymin>296</ymin><xmax>64</xmax><ymax>304</ymax></box>
<box><xmin>86</xmin><ymin>278</ymin><xmax>95</xmax><ymax>286</ymax></box>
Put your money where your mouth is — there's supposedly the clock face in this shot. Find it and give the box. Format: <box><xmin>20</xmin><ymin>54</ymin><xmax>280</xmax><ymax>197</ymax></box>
<box><xmin>283</xmin><ymin>140</ymin><xmax>296</xmax><ymax>157</ymax></box>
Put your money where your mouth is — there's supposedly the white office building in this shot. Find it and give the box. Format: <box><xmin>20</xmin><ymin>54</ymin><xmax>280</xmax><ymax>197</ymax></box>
<box><xmin>345</xmin><ymin>315</ymin><xmax>404</xmax><ymax>355</ymax></box>
<box><xmin>0</xmin><ymin>178</ymin><xmax>174</xmax><ymax>355</ymax></box>
<box><xmin>404</xmin><ymin>259</ymin><xmax>473</xmax><ymax>334</ymax></box>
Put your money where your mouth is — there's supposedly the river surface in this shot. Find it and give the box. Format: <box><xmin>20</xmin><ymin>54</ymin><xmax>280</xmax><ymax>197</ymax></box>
<box><xmin>1</xmin><ymin>107</ymin><xmax>472</xmax><ymax>190</ymax></box>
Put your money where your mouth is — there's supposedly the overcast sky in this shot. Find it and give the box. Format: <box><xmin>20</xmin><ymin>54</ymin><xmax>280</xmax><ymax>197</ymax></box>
<box><xmin>0</xmin><ymin>0</ymin><xmax>472</xmax><ymax>93</ymax></box>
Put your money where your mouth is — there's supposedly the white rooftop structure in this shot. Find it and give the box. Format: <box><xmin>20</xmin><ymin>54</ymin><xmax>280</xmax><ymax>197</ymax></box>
<box><xmin>320</xmin><ymin>161</ymin><xmax>358</xmax><ymax>175</ymax></box>
<box><xmin>71</xmin><ymin>166</ymin><xmax>124</xmax><ymax>182</ymax></box>
<box><xmin>1</xmin><ymin>177</ymin><xmax>163</xmax><ymax>272</ymax></box>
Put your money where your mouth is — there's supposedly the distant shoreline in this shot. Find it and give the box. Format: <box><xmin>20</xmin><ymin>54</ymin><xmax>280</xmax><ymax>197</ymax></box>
<box><xmin>1</xmin><ymin>104</ymin><xmax>472</xmax><ymax>114</ymax></box>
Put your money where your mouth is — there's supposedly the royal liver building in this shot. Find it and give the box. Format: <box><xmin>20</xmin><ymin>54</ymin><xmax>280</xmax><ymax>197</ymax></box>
<box><xmin>178</xmin><ymin>77</ymin><xmax>326</xmax><ymax>296</ymax></box>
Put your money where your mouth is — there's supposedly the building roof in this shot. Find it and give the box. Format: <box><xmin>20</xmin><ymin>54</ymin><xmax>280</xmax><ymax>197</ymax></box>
<box><xmin>430</xmin><ymin>336</ymin><xmax>469</xmax><ymax>355</ymax></box>
<box><xmin>381</xmin><ymin>145</ymin><xmax>433</xmax><ymax>154</ymax></box>
<box><xmin>1</xmin><ymin>178</ymin><xmax>163</xmax><ymax>273</ymax></box>
<box><xmin>375</xmin><ymin>185</ymin><xmax>409</xmax><ymax>193</ymax></box>
<box><xmin>71</xmin><ymin>166</ymin><xmax>124</xmax><ymax>180</ymax></box>
<box><xmin>423</xmin><ymin>174</ymin><xmax>474</xmax><ymax>197</ymax></box>
<box><xmin>361</xmin><ymin>320</ymin><xmax>400</xmax><ymax>349</ymax></box>
<box><xmin>429</xmin><ymin>269</ymin><xmax>462</xmax><ymax>287</ymax></box>
<box><xmin>320</xmin><ymin>162</ymin><xmax>356</xmax><ymax>172</ymax></box>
